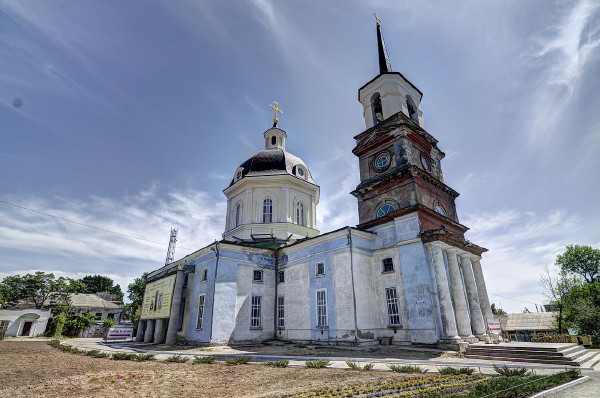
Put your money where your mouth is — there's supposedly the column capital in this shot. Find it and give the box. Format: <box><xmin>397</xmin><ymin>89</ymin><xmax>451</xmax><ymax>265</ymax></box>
<box><xmin>444</xmin><ymin>247</ymin><xmax>459</xmax><ymax>255</ymax></box>
<box><xmin>425</xmin><ymin>240</ymin><xmax>445</xmax><ymax>249</ymax></box>
<box><xmin>458</xmin><ymin>252</ymin><xmax>472</xmax><ymax>260</ymax></box>
<box><xmin>469</xmin><ymin>254</ymin><xmax>482</xmax><ymax>262</ymax></box>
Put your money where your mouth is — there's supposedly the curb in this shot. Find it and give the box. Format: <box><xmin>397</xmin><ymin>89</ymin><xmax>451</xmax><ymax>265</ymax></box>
<box><xmin>529</xmin><ymin>375</ymin><xmax>589</xmax><ymax>397</ymax></box>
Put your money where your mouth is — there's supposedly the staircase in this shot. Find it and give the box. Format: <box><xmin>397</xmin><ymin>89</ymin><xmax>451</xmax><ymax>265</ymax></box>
<box><xmin>465</xmin><ymin>342</ymin><xmax>600</xmax><ymax>367</ymax></box>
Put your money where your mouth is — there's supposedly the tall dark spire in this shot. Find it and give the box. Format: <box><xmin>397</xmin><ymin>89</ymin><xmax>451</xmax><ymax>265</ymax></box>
<box><xmin>374</xmin><ymin>13</ymin><xmax>392</xmax><ymax>74</ymax></box>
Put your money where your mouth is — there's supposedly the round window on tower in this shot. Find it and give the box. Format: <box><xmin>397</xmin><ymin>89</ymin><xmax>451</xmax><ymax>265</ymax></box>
<box><xmin>433</xmin><ymin>201</ymin><xmax>447</xmax><ymax>217</ymax></box>
<box><xmin>376</xmin><ymin>203</ymin><xmax>396</xmax><ymax>218</ymax></box>
<box><xmin>374</xmin><ymin>152</ymin><xmax>391</xmax><ymax>172</ymax></box>
<box><xmin>297</xmin><ymin>166</ymin><xmax>305</xmax><ymax>178</ymax></box>
<box><xmin>421</xmin><ymin>154</ymin><xmax>432</xmax><ymax>172</ymax></box>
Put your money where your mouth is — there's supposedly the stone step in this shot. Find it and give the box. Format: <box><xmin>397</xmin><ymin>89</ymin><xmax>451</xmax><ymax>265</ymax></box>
<box><xmin>465</xmin><ymin>350</ymin><xmax>579</xmax><ymax>360</ymax></box>
<box><xmin>574</xmin><ymin>350</ymin><xmax>600</xmax><ymax>366</ymax></box>
<box><xmin>467</xmin><ymin>343</ymin><xmax>579</xmax><ymax>353</ymax></box>
<box><xmin>463</xmin><ymin>354</ymin><xmax>581</xmax><ymax>366</ymax></box>
<box><xmin>465</xmin><ymin>346</ymin><xmax>587</xmax><ymax>360</ymax></box>
<box><xmin>579</xmin><ymin>352</ymin><xmax>600</xmax><ymax>369</ymax></box>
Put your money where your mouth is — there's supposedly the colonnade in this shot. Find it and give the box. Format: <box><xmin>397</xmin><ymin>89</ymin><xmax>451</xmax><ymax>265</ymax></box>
<box><xmin>426</xmin><ymin>242</ymin><xmax>494</xmax><ymax>343</ymax></box>
<box><xmin>135</xmin><ymin>270</ymin><xmax>185</xmax><ymax>345</ymax></box>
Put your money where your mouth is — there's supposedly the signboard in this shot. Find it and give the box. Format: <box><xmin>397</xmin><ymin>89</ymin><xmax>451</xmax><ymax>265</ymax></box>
<box><xmin>140</xmin><ymin>274</ymin><xmax>177</xmax><ymax>320</ymax></box>
<box><xmin>487</xmin><ymin>318</ymin><xmax>502</xmax><ymax>336</ymax></box>
<box><xmin>106</xmin><ymin>326</ymin><xmax>134</xmax><ymax>341</ymax></box>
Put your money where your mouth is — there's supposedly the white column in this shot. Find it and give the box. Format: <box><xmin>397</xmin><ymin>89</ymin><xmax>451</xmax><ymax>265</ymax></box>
<box><xmin>311</xmin><ymin>194</ymin><xmax>317</xmax><ymax>228</ymax></box>
<box><xmin>244</xmin><ymin>188</ymin><xmax>252</xmax><ymax>224</ymax></box>
<box><xmin>282</xmin><ymin>187</ymin><xmax>291</xmax><ymax>222</ymax></box>
<box><xmin>143</xmin><ymin>319</ymin><xmax>155</xmax><ymax>343</ymax></box>
<box><xmin>471</xmin><ymin>256</ymin><xmax>494</xmax><ymax>322</ymax></box>
<box><xmin>135</xmin><ymin>320</ymin><xmax>146</xmax><ymax>342</ymax></box>
<box><xmin>458</xmin><ymin>254</ymin><xmax>487</xmax><ymax>338</ymax></box>
<box><xmin>446</xmin><ymin>248</ymin><xmax>474</xmax><ymax>339</ymax></box>
<box><xmin>165</xmin><ymin>270</ymin><xmax>185</xmax><ymax>345</ymax></box>
<box><xmin>427</xmin><ymin>243</ymin><xmax>460</xmax><ymax>341</ymax></box>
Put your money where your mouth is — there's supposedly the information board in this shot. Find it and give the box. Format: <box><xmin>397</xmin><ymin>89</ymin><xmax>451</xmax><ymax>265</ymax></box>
<box><xmin>140</xmin><ymin>274</ymin><xmax>176</xmax><ymax>320</ymax></box>
<box><xmin>106</xmin><ymin>326</ymin><xmax>134</xmax><ymax>341</ymax></box>
<box><xmin>487</xmin><ymin>318</ymin><xmax>502</xmax><ymax>336</ymax></box>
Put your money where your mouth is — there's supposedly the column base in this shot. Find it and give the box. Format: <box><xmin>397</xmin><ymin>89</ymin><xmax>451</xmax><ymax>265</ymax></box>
<box><xmin>437</xmin><ymin>337</ymin><xmax>467</xmax><ymax>352</ymax></box>
<box><xmin>476</xmin><ymin>334</ymin><xmax>490</xmax><ymax>342</ymax></box>
<box><xmin>460</xmin><ymin>335</ymin><xmax>480</xmax><ymax>344</ymax></box>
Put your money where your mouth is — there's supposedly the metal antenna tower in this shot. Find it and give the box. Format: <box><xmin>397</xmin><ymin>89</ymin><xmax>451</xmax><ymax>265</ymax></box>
<box><xmin>165</xmin><ymin>227</ymin><xmax>178</xmax><ymax>265</ymax></box>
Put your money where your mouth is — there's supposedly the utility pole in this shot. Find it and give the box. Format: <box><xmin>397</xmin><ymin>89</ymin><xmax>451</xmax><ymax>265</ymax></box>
<box><xmin>165</xmin><ymin>228</ymin><xmax>178</xmax><ymax>265</ymax></box>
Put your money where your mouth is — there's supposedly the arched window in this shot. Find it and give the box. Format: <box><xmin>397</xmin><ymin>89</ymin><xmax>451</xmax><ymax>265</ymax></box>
<box><xmin>406</xmin><ymin>96</ymin><xmax>419</xmax><ymax>125</ymax></box>
<box><xmin>235</xmin><ymin>204</ymin><xmax>241</xmax><ymax>227</ymax></box>
<box><xmin>371</xmin><ymin>93</ymin><xmax>384</xmax><ymax>125</ymax></box>
<box><xmin>376</xmin><ymin>203</ymin><xmax>396</xmax><ymax>218</ymax></box>
<box><xmin>296</xmin><ymin>202</ymin><xmax>305</xmax><ymax>226</ymax></box>
<box><xmin>271</xmin><ymin>136</ymin><xmax>277</xmax><ymax>145</ymax></box>
<box><xmin>434</xmin><ymin>201</ymin><xmax>447</xmax><ymax>217</ymax></box>
<box><xmin>262</xmin><ymin>198</ymin><xmax>273</xmax><ymax>223</ymax></box>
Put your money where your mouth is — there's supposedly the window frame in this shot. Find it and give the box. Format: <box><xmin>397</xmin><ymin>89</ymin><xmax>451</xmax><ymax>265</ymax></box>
<box><xmin>250</xmin><ymin>294</ymin><xmax>262</xmax><ymax>329</ymax></box>
<box><xmin>382</xmin><ymin>257</ymin><xmax>394</xmax><ymax>273</ymax></box>
<box><xmin>385</xmin><ymin>287</ymin><xmax>402</xmax><ymax>327</ymax></box>
<box><xmin>376</xmin><ymin>203</ymin><xmax>396</xmax><ymax>218</ymax></box>
<box><xmin>315</xmin><ymin>262</ymin><xmax>325</xmax><ymax>277</ymax></box>
<box><xmin>253</xmin><ymin>269</ymin><xmax>264</xmax><ymax>283</ymax></box>
<box><xmin>277</xmin><ymin>295</ymin><xmax>285</xmax><ymax>329</ymax></box>
<box><xmin>201</xmin><ymin>268</ymin><xmax>208</xmax><ymax>282</ymax></box>
<box><xmin>262</xmin><ymin>198</ymin><xmax>273</xmax><ymax>223</ymax></box>
<box><xmin>316</xmin><ymin>289</ymin><xmax>328</xmax><ymax>328</ymax></box>
<box><xmin>196</xmin><ymin>296</ymin><xmax>206</xmax><ymax>328</ymax></box>
<box><xmin>296</xmin><ymin>201</ymin><xmax>305</xmax><ymax>226</ymax></box>
<box><xmin>277</xmin><ymin>270</ymin><xmax>285</xmax><ymax>284</ymax></box>
<box><xmin>234</xmin><ymin>203</ymin><xmax>241</xmax><ymax>227</ymax></box>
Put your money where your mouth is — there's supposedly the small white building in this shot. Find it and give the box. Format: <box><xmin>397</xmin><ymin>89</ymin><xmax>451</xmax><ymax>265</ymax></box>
<box><xmin>66</xmin><ymin>293</ymin><xmax>123</xmax><ymax>322</ymax></box>
<box><xmin>0</xmin><ymin>308</ymin><xmax>51</xmax><ymax>337</ymax></box>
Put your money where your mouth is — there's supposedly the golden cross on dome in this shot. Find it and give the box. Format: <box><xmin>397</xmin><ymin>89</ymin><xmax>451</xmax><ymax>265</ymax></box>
<box><xmin>373</xmin><ymin>12</ymin><xmax>381</xmax><ymax>26</ymax></box>
<box><xmin>269</xmin><ymin>101</ymin><xmax>284</xmax><ymax>127</ymax></box>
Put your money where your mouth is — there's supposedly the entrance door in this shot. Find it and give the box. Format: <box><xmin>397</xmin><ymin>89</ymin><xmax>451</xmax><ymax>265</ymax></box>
<box><xmin>21</xmin><ymin>321</ymin><xmax>33</xmax><ymax>336</ymax></box>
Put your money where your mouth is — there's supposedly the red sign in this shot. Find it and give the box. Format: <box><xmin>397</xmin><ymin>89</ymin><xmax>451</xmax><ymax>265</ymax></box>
<box><xmin>487</xmin><ymin>318</ymin><xmax>502</xmax><ymax>335</ymax></box>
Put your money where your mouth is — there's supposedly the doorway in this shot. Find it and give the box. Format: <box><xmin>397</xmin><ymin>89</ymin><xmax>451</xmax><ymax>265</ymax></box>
<box><xmin>21</xmin><ymin>321</ymin><xmax>33</xmax><ymax>336</ymax></box>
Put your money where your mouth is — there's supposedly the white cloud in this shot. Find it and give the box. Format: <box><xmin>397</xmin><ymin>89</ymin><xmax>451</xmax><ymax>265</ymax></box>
<box><xmin>463</xmin><ymin>208</ymin><xmax>585</xmax><ymax>312</ymax></box>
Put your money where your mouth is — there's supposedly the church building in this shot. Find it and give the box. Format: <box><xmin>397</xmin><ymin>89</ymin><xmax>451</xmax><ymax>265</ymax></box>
<box><xmin>137</xmin><ymin>17</ymin><xmax>494</xmax><ymax>348</ymax></box>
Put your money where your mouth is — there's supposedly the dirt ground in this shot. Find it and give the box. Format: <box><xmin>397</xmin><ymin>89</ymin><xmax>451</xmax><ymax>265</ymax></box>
<box><xmin>0</xmin><ymin>340</ymin><xmax>412</xmax><ymax>397</ymax></box>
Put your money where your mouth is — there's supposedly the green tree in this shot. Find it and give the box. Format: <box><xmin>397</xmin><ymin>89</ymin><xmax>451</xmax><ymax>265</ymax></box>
<box><xmin>540</xmin><ymin>264</ymin><xmax>580</xmax><ymax>333</ymax></box>
<box><xmin>491</xmin><ymin>303</ymin><xmax>507</xmax><ymax>315</ymax></box>
<box><xmin>123</xmin><ymin>273</ymin><xmax>147</xmax><ymax>323</ymax></box>
<box><xmin>562</xmin><ymin>283</ymin><xmax>600</xmax><ymax>340</ymax></box>
<box><xmin>556</xmin><ymin>244</ymin><xmax>600</xmax><ymax>284</ymax></box>
<box><xmin>0</xmin><ymin>272</ymin><xmax>80</xmax><ymax>309</ymax></box>
<box><xmin>78</xmin><ymin>275</ymin><xmax>124</xmax><ymax>302</ymax></box>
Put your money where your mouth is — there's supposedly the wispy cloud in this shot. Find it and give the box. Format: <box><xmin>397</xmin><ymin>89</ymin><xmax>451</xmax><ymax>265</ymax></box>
<box><xmin>526</xmin><ymin>0</ymin><xmax>600</xmax><ymax>144</ymax></box>
<box><xmin>463</xmin><ymin>208</ymin><xmax>584</xmax><ymax>312</ymax></box>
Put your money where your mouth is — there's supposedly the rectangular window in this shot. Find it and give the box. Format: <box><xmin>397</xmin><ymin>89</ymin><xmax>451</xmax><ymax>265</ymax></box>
<box><xmin>316</xmin><ymin>289</ymin><xmax>328</xmax><ymax>327</ymax></box>
<box><xmin>316</xmin><ymin>262</ymin><xmax>325</xmax><ymax>276</ymax></box>
<box><xmin>201</xmin><ymin>268</ymin><xmax>208</xmax><ymax>282</ymax></box>
<box><xmin>277</xmin><ymin>295</ymin><xmax>285</xmax><ymax>328</ymax></box>
<box><xmin>250</xmin><ymin>295</ymin><xmax>262</xmax><ymax>328</ymax></box>
<box><xmin>196</xmin><ymin>294</ymin><xmax>205</xmax><ymax>329</ymax></box>
<box><xmin>253</xmin><ymin>270</ymin><xmax>263</xmax><ymax>282</ymax></box>
<box><xmin>277</xmin><ymin>270</ymin><xmax>285</xmax><ymax>283</ymax></box>
<box><xmin>385</xmin><ymin>287</ymin><xmax>401</xmax><ymax>326</ymax></box>
<box><xmin>382</xmin><ymin>257</ymin><xmax>394</xmax><ymax>272</ymax></box>
<box><xmin>262</xmin><ymin>199</ymin><xmax>273</xmax><ymax>223</ymax></box>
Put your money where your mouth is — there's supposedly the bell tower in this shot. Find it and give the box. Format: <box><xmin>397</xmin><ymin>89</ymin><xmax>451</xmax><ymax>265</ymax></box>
<box><xmin>351</xmin><ymin>15</ymin><xmax>466</xmax><ymax>239</ymax></box>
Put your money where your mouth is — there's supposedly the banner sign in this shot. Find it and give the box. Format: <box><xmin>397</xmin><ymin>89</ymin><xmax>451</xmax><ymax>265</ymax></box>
<box><xmin>106</xmin><ymin>327</ymin><xmax>134</xmax><ymax>341</ymax></box>
<box><xmin>487</xmin><ymin>318</ymin><xmax>502</xmax><ymax>335</ymax></box>
<box><xmin>140</xmin><ymin>274</ymin><xmax>177</xmax><ymax>320</ymax></box>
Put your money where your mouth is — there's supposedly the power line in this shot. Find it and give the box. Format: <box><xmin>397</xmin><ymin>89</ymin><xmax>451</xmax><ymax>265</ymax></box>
<box><xmin>489</xmin><ymin>293</ymin><xmax>539</xmax><ymax>305</ymax></box>
<box><xmin>0</xmin><ymin>199</ymin><xmax>195</xmax><ymax>251</ymax></box>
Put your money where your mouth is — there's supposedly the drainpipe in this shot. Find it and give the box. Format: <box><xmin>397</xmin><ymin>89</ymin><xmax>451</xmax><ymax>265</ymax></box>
<box><xmin>274</xmin><ymin>249</ymin><xmax>279</xmax><ymax>340</ymax></box>
<box><xmin>347</xmin><ymin>227</ymin><xmax>359</xmax><ymax>344</ymax></box>
<box><xmin>209</xmin><ymin>240</ymin><xmax>220</xmax><ymax>340</ymax></box>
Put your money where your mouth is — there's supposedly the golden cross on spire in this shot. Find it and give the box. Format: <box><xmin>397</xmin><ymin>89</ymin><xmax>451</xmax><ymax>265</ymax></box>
<box><xmin>373</xmin><ymin>12</ymin><xmax>381</xmax><ymax>26</ymax></box>
<box><xmin>269</xmin><ymin>101</ymin><xmax>284</xmax><ymax>127</ymax></box>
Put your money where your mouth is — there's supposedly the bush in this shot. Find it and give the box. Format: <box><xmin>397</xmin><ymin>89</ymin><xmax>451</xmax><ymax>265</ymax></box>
<box><xmin>493</xmin><ymin>365</ymin><xmax>532</xmax><ymax>377</ymax></box>
<box><xmin>86</xmin><ymin>350</ymin><xmax>110</xmax><ymax>358</ymax></box>
<box><xmin>305</xmin><ymin>359</ymin><xmax>330</xmax><ymax>368</ymax></box>
<box><xmin>388</xmin><ymin>364</ymin><xmax>427</xmax><ymax>373</ymax></box>
<box><xmin>112</xmin><ymin>352</ymin><xmax>138</xmax><ymax>361</ymax></box>
<box><xmin>103</xmin><ymin>318</ymin><xmax>116</xmax><ymax>329</ymax></box>
<box><xmin>264</xmin><ymin>359</ymin><xmax>289</xmax><ymax>367</ymax></box>
<box><xmin>135</xmin><ymin>353</ymin><xmax>155</xmax><ymax>361</ymax></box>
<box><xmin>193</xmin><ymin>355</ymin><xmax>215</xmax><ymax>364</ymax></box>
<box><xmin>438</xmin><ymin>366</ymin><xmax>474</xmax><ymax>375</ymax></box>
<box><xmin>346</xmin><ymin>361</ymin><xmax>374</xmax><ymax>371</ymax></box>
<box><xmin>48</xmin><ymin>313</ymin><xmax>66</xmax><ymax>337</ymax></box>
<box><xmin>165</xmin><ymin>355</ymin><xmax>189</xmax><ymax>363</ymax></box>
<box><xmin>224</xmin><ymin>356</ymin><xmax>254</xmax><ymax>365</ymax></box>
<box><xmin>63</xmin><ymin>313</ymin><xmax>96</xmax><ymax>337</ymax></box>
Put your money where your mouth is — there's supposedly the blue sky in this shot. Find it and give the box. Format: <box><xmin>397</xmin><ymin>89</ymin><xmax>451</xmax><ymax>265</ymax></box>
<box><xmin>1</xmin><ymin>0</ymin><xmax>599</xmax><ymax>313</ymax></box>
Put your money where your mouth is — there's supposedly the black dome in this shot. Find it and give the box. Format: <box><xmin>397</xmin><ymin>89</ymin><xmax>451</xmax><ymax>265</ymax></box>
<box><xmin>229</xmin><ymin>148</ymin><xmax>315</xmax><ymax>187</ymax></box>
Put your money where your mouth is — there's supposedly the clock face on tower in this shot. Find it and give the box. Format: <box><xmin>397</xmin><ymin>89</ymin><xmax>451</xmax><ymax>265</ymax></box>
<box><xmin>374</xmin><ymin>152</ymin><xmax>390</xmax><ymax>171</ymax></box>
<box><xmin>421</xmin><ymin>154</ymin><xmax>431</xmax><ymax>172</ymax></box>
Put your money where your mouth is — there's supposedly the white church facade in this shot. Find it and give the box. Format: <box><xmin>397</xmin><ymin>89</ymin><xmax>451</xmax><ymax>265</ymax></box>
<box><xmin>137</xmin><ymin>18</ymin><xmax>495</xmax><ymax>348</ymax></box>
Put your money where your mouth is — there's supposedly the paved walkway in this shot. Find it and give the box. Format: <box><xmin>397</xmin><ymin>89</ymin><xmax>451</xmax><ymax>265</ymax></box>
<box><xmin>65</xmin><ymin>338</ymin><xmax>598</xmax><ymax>376</ymax></box>
<box><xmin>541</xmin><ymin>371</ymin><xmax>600</xmax><ymax>397</ymax></box>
